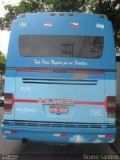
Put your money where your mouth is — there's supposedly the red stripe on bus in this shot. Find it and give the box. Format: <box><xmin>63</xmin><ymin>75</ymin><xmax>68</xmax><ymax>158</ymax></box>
<box><xmin>15</xmin><ymin>99</ymin><xmax>38</xmax><ymax>103</ymax></box>
<box><xmin>16</xmin><ymin>69</ymin><xmax>104</xmax><ymax>74</ymax></box>
<box><xmin>16</xmin><ymin>69</ymin><xmax>53</xmax><ymax>73</ymax></box>
<box><xmin>70</xmin><ymin>71</ymin><xmax>104</xmax><ymax>74</ymax></box>
<box><xmin>14</xmin><ymin>99</ymin><xmax>104</xmax><ymax>106</ymax></box>
<box><xmin>74</xmin><ymin>101</ymin><xmax>104</xmax><ymax>105</ymax></box>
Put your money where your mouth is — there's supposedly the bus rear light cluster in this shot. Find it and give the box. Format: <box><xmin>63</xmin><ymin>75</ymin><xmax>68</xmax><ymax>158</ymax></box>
<box><xmin>4</xmin><ymin>130</ymin><xmax>18</xmax><ymax>134</ymax></box>
<box><xmin>4</xmin><ymin>93</ymin><xmax>14</xmax><ymax>114</ymax></box>
<box><xmin>98</xmin><ymin>134</ymin><xmax>112</xmax><ymax>138</ymax></box>
<box><xmin>53</xmin><ymin>133</ymin><xmax>69</xmax><ymax>137</ymax></box>
<box><xmin>105</xmin><ymin>96</ymin><xmax>116</xmax><ymax>118</ymax></box>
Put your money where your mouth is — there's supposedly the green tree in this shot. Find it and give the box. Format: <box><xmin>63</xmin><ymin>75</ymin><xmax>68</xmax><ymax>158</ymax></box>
<box><xmin>0</xmin><ymin>0</ymin><xmax>120</xmax><ymax>53</ymax></box>
<box><xmin>47</xmin><ymin>0</ymin><xmax>86</xmax><ymax>12</ymax></box>
<box><xmin>88</xmin><ymin>0</ymin><xmax>120</xmax><ymax>53</ymax></box>
<box><xmin>0</xmin><ymin>0</ymin><xmax>47</xmax><ymax>30</ymax></box>
<box><xmin>0</xmin><ymin>51</ymin><xmax>6</xmax><ymax>74</ymax></box>
<box><xmin>0</xmin><ymin>0</ymin><xmax>87</xmax><ymax>30</ymax></box>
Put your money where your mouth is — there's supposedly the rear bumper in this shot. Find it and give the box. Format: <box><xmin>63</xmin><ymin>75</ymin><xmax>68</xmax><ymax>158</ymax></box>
<box><xmin>1</xmin><ymin>123</ymin><xmax>116</xmax><ymax>144</ymax></box>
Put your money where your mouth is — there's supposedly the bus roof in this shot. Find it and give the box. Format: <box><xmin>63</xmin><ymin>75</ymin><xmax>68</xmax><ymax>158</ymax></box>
<box><xmin>6</xmin><ymin>12</ymin><xmax>116</xmax><ymax>70</ymax></box>
<box><xmin>11</xmin><ymin>12</ymin><xmax>109</xmax><ymax>35</ymax></box>
<box><xmin>17</xmin><ymin>12</ymin><xmax>108</xmax><ymax>19</ymax></box>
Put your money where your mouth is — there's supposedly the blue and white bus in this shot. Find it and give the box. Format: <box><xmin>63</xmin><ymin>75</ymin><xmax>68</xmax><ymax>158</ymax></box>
<box><xmin>2</xmin><ymin>12</ymin><xmax>116</xmax><ymax>144</ymax></box>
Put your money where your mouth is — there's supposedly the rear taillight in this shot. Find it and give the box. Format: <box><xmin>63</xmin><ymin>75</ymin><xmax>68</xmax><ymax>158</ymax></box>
<box><xmin>4</xmin><ymin>93</ymin><xmax>14</xmax><ymax>114</ymax></box>
<box><xmin>4</xmin><ymin>130</ymin><xmax>18</xmax><ymax>134</ymax></box>
<box><xmin>105</xmin><ymin>96</ymin><xmax>116</xmax><ymax>118</ymax></box>
<box><xmin>98</xmin><ymin>134</ymin><xmax>112</xmax><ymax>138</ymax></box>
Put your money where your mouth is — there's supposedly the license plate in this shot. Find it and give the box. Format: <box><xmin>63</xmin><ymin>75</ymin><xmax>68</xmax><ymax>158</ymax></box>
<box><xmin>50</xmin><ymin>106</ymin><xmax>68</xmax><ymax>113</ymax></box>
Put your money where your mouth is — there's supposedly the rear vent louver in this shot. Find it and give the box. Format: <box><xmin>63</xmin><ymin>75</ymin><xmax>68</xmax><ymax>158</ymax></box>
<box><xmin>22</xmin><ymin>78</ymin><xmax>98</xmax><ymax>85</ymax></box>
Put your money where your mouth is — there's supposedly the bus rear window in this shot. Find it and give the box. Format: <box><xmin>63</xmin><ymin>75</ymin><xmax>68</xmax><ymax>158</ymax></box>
<box><xmin>19</xmin><ymin>35</ymin><xmax>104</xmax><ymax>58</ymax></box>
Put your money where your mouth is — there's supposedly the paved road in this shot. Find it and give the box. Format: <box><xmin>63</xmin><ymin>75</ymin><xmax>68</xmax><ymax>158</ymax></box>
<box><xmin>0</xmin><ymin>107</ymin><xmax>120</xmax><ymax>160</ymax></box>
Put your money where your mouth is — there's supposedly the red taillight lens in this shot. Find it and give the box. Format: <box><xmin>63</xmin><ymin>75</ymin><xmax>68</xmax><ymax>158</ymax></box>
<box><xmin>11</xmin><ymin>130</ymin><xmax>18</xmax><ymax>134</ymax></box>
<box><xmin>4</xmin><ymin>93</ymin><xmax>14</xmax><ymax>113</ymax></box>
<box><xmin>105</xmin><ymin>134</ymin><xmax>112</xmax><ymax>138</ymax></box>
<box><xmin>106</xmin><ymin>96</ymin><xmax>116</xmax><ymax>111</ymax></box>
<box><xmin>60</xmin><ymin>133</ymin><xmax>69</xmax><ymax>137</ymax></box>
<box><xmin>105</xmin><ymin>96</ymin><xmax>116</xmax><ymax>118</ymax></box>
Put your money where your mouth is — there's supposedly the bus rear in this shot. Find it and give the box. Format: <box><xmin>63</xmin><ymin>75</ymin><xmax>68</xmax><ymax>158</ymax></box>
<box><xmin>2</xmin><ymin>12</ymin><xmax>116</xmax><ymax>144</ymax></box>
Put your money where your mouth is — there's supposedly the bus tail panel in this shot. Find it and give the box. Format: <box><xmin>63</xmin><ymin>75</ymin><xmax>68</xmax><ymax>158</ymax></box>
<box><xmin>12</xmin><ymin>70</ymin><xmax>106</xmax><ymax>123</ymax></box>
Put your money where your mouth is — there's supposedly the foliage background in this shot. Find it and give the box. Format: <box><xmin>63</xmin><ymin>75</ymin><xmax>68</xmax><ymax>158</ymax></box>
<box><xmin>0</xmin><ymin>51</ymin><xmax>6</xmax><ymax>74</ymax></box>
<box><xmin>0</xmin><ymin>0</ymin><xmax>120</xmax><ymax>55</ymax></box>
